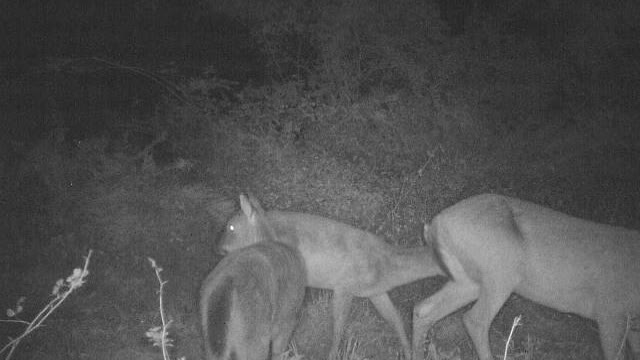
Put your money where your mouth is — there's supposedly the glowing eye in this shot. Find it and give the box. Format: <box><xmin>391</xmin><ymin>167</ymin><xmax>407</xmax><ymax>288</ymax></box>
<box><xmin>229</xmin><ymin>225</ymin><xmax>235</xmax><ymax>231</ymax></box>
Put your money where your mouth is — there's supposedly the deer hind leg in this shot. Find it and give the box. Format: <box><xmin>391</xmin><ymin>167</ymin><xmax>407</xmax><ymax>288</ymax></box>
<box><xmin>249</xmin><ymin>334</ymin><xmax>270</xmax><ymax>360</ymax></box>
<box><xmin>329</xmin><ymin>289</ymin><xmax>354</xmax><ymax>360</ymax></box>
<box><xmin>370</xmin><ymin>293</ymin><xmax>411</xmax><ymax>360</ymax></box>
<box><xmin>271</xmin><ymin>328</ymin><xmax>292</xmax><ymax>360</ymax></box>
<box><xmin>597</xmin><ymin>313</ymin><xmax>633</xmax><ymax>360</ymax></box>
<box><xmin>412</xmin><ymin>280</ymin><xmax>479</xmax><ymax>360</ymax></box>
<box><xmin>270</xmin><ymin>311</ymin><xmax>301</xmax><ymax>360</ymax></box>
<box><xmin>237</xmin><ymin>317</ymin><xmax>269</xmax><ymax>360</ymax></box>
<box><xmin>462</xmin><ymin>277</ymin><xmax>513</xmax><ymax>360</ymax></box>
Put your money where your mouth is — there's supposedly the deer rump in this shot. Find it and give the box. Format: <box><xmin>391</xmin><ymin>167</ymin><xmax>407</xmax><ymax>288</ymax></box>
<box><xmin>414</xmin><ymin>193</ymin><xmax>640</xmax><ymax>360</ymax></box>
<box><xmin>201</xmin><ymin>241</ymin><xmax>306</xmax><ymax>360</ymax></box>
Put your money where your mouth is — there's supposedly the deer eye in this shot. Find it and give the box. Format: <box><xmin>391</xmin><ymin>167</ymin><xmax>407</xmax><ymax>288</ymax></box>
<box><xmin>229</xmin><ymin>225</ymin><xmax>235</xmax><ymax>232</ymax></box>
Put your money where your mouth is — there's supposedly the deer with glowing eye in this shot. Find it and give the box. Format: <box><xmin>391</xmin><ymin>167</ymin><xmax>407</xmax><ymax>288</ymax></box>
<box><xmin>219</xmin><ymin>194</ymin><xmax>445</xmax><ymax>360</ymax></box>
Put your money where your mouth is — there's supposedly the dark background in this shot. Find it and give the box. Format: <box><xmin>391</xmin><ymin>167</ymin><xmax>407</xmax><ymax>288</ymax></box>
<box><xmin>1</xmin><ymin>0</ymin><xmax>639</xmax><ymax>359</ymax></box>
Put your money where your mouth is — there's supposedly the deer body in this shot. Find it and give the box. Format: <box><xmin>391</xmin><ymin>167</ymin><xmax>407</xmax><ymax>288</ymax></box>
<box><xmin>266</xmin><ymin>211</ymin><xmax>436</xmax><ymax>296</ymax></box>
<box><xmin>200</xmin><ymin>238</ymin><xmax>306</xmax><ymax>360</ymax></box>
<box><xmin>220</xmin><ymin>195</ymin><xmax>444</xmax><ymax>360</ymax></box>
<box><xmin>413</xmin><ymin>193</ymin><xmax>640</xmax><ymax>360</ymax></box>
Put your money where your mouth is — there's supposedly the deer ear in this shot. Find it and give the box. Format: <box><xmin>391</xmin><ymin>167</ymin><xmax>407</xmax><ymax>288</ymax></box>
<box><xmin>239</xmin><ymin>194</ymin><xmax>254</xmax><ymax>219</ymax></box>
<box><xmin>246</xmin><ymin>193</ymin><xmax>265</xmax><ymax>214</ymax></box>
<box><xmin>418</xmin><ymin>223</ymin><xmax>430</xmax><ymax>246</ymax></box>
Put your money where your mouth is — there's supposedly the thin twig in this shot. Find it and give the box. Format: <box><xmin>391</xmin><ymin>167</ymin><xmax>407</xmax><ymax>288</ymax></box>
<box><xmin>1</xmin><ymin>250</ymin><xmax>92</xmax><ymax>360</ymax></box>
<box><xmin>502</xmin><ymin>315</ymin><xmax>522</xmax><ymax>360</ymax></box>
<box><xmin>148</xmin><ymin>258</ymin><xmax>171</xmax><ymax>360</ymax></box>
<box><xmin>615</xmin><ymin>314</ymin><xmax>631</xmax><ymax>360</ymax></box>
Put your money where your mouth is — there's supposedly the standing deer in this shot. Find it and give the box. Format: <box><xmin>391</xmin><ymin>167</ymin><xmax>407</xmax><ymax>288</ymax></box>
<box><xmin>413</xmin><ymin>193</ymin><xmax>640</xmax><ymax>360</ymax></box>
<box><xmin>218</xmin><ymin>194</ymin><xmax>444</xmax><ymax>360</ymax></box>
<box><xmin>200</xmin><ymin>240</ymin><xmax>307</xmax><ymax>360</ymax></box>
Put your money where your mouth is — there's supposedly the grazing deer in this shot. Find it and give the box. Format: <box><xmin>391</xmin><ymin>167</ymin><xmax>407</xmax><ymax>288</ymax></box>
<box><xmin>200</xmin><ymin>240</ymin><xmax>307</xmax><ymax>360</ymax></box>
<box><xmin>413</xmin><ymin>193</ymin><xmax>640</xmax><ymax>360</ymax></box>
<box><xmin>218</xmin><ymin>194</ymin><xmax>444</xmax><ymax>360</ymax></box>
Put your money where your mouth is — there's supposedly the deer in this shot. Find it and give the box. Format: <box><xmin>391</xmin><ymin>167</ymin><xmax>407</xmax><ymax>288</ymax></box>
<box><xmin>200</xmin><ymin>240</ymin><xmax>307</xmax><ymax>360</ymax></box>
<box><xmin>413</xmin><ymin>193</ymin><xmax>640</xmax><ymax>360</ymax></box>
<box><xmin>218</xmin><ymin>194</ymin><xmax>445</xmax><ymax>360</ymax></box>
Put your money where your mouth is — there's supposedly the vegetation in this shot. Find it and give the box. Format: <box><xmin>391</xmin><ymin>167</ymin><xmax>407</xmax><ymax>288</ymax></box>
<box><xmin>1</xmin><ymin>0</ymin><xmax>639</xmax><ymax>359</ymax></box>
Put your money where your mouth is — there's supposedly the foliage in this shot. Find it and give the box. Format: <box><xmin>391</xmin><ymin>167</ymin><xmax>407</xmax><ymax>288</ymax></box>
<box><xmin>211</xmin><ymin>0</ymin><xmax>450</xmax><ymax>102</ymax></box>
<box><xmin>0</xmin><ymin>251</ymin><xmax>92</xmax><ymax>360</ymax></box>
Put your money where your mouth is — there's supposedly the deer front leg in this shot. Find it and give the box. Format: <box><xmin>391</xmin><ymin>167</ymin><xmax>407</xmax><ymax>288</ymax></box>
<box><xmin>370</xmin><ymin>293</ymin><xmax>412</xmax><ymax>360</ymax></box>
<box><xmin>412</xmin><ymin>280</ymin><xmax>479</xmax><ymax>359</ymax></box>
<box><xmin>596</xmin><ymin>313</ymin><xmax>632</xmax><ymax>360</ymax></box>
<box><xmin>330</xmin><ymin>289</ymin><xmax>354</xmax><ymax>360</ymax></box>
